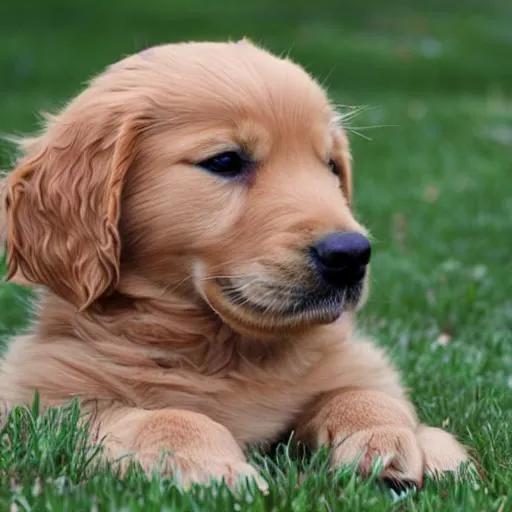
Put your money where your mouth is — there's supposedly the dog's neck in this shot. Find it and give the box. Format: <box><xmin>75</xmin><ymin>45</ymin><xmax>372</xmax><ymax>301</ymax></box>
<box><xmin>34</xmin><ymin>274</ymin><xmax>306</xmax><ymax>376</ymax></box>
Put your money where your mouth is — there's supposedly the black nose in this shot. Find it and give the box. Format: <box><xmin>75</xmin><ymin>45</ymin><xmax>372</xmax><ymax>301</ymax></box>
<box><xmin>311</xmin><ymin>232</ymin><xmax>371</xmax><ymax>287</ymax></box>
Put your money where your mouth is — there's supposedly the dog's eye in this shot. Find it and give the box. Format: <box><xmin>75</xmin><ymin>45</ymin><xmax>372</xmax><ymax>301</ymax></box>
<box><xmin>328</xmin><ymin>159</ymin><xmax>341</xmax><ymax>177</ymax></box>
<box><xmin>197</xmin><ymin>151</ymin><xmax>251</xmax><ymax>178</ymax></box>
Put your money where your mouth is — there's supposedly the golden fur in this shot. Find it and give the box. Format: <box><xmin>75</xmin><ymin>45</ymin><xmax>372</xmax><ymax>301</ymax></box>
<box><xmin>0</xmin><ymin>40</ymin><xmax>469</xmax><ymax>490</ymax></box>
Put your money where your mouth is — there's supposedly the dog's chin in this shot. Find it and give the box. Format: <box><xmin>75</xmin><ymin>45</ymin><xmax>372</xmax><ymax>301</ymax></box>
<box><xmin>199</xmin><ymin>277</ymin><xmax>362</xmax><ymax>339</ymax></box>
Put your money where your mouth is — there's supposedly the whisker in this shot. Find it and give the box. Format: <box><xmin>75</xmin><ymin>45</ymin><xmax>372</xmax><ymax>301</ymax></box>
<box><xmin>334</xmin><ymin>104</ymin><xmax>372</xmax><ymax>123</ymax></box>
<box><xmin>278</xmin><ymin>39</ymin><xmax>297</xmax><ymax>60</ymax></box>
<box><xmin>347</xmin><ymin>124</ymin><xmax>401</xmax><ymax>130</ymax></box>
<box><xmin>345</xmin><ymin>128</ymin><xmax>373</xmax><ymax>141</ymax></box>
<box><xmin>199</xmin><ymin>274</ymin><xmax>261</xmax><ymax>282</ymax></box>
<box><xmin>163</xmin><ymin>275</ymin><xmax>193</xmax><ymax>295</ymax></box>
<box><xmin>319</xmin><ymin>64</ymin><xmax>337</xmax><ymax>88</ymax></box>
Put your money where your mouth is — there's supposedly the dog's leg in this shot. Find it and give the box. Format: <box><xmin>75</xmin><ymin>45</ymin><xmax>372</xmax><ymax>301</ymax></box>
<box><xmin>295</xmin><ymin>338</ymin><xmax>469</xmax><ymax>487</ymax></box>
<box><xmin>92</xmin><ymin>407</ymin><xmax>267</xmax><ymax>491</ymax></box>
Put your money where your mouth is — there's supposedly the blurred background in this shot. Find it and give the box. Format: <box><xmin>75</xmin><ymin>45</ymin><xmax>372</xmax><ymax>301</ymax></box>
<box><xmin>1</xmin><ymin>0</ymin><xmax>510</xmax><ymax>111</ymax></box>
<box><xmin>1</xmin><ymin>0</ymin><xmax>511</xmax><ymax>350</ymax></box>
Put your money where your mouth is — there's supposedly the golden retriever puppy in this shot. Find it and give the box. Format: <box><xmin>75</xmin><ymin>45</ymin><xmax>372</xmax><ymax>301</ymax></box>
<box><xmin>0</xmin><ymin>40</ymin><xmax>468</xmax><ymax>490</ymax></box>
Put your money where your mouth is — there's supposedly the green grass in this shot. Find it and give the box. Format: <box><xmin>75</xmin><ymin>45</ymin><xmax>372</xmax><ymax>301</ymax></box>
<box><xmin>1</xmin><ymin>0</ymin><xmax>511</xmax><ymax>509</ymax></box>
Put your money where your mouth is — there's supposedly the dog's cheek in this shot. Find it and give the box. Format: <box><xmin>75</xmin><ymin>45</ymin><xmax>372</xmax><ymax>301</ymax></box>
<box><xmin>123</xmin><ymin>170</ymin><xmax>247</xmax><ymax>255</ymax></box>
<box><xmin>175</xmin><ymin>179</ymin><xmax>248</xmax><ymax>250</ymax></box>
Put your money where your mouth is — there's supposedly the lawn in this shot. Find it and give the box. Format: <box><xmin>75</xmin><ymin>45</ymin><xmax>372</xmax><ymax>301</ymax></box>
<box><xmin>1</xmin><ymin>0</ymin><xmax>511</xmax><ymax>510</ymax></box>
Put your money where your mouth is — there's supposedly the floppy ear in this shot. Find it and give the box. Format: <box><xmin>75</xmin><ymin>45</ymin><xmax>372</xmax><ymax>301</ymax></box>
<box><xmin>3</xmin><ymin>113</ymin><xmax>141</xmax><ymax>310</ymax></box>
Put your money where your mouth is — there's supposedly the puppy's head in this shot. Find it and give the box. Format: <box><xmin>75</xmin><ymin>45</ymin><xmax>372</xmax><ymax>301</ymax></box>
<box><xmin>3</xmin><ymin>40</ymin><xmax>370</xmax><ymax>337</ymax></box>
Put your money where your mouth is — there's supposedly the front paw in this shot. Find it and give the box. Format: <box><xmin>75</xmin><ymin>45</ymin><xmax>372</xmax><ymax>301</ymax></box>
<box><xmin>332</xmin><ymin>426</ymin><xmax>424</xmax><ymax>487</ymax></box>
<box><xmin>416</xmin><ymin>425</ymin><xmax>470</xmax><ymax>477</ymax></box>
<box><xmin>331</xmin><ymin>424</ymin><xmax>469</xmax><ymax>488</ymax></box>
<box><xmin>129</xmin><ymin>450</ymin><xmax>268</xmax><ymax>492</ymax></box>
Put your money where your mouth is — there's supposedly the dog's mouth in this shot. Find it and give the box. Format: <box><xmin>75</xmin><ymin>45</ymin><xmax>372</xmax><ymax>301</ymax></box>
<box><xmin>211</xmin><ymin>275</ymin><xmax>364</xmax><ymax>332</ymax></box>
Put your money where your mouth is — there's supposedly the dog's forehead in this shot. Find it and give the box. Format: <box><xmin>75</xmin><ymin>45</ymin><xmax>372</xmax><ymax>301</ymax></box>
<box><xmin>123</xmin><ymin>42</ymin><xmax>333</xmax><ymax>128</ymax></box>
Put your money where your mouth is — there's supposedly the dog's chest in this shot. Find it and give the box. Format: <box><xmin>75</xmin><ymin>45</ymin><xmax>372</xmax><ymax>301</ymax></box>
<box><xmin>193</xmin><ymin>375</ymin><xmax>315</xmax><ymax>445</ymax></box>
<box><xmin>151</xmin><ymin>356</ymin><xmax>322</xmax><ymax>445</ymax></box>
<box><xmin>145</xmin><ymin>337</ymin><xmax>335</xmax><ymax>445</ymax></box>
<box><xmin>220</xmin><ymin>377</ymin><xmax>316</xmax><ymax>444</ymax></box>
